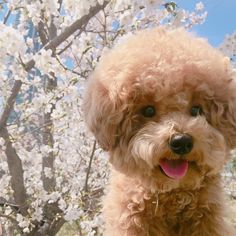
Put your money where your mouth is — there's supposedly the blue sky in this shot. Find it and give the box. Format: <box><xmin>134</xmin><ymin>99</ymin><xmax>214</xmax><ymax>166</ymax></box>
<box><xmin>177</xmin><ymin>0</ymin><xmax>236</xmax><ymax>46</ymax></box>
<box><xmin>0</xmin><ymin>1</ymin><xmax>235</xmax><ymax>48</ymax></box>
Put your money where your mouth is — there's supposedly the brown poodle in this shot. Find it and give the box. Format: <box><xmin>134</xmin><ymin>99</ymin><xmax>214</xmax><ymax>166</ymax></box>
<box><xmin>83</xmin><ymin>27</ymin><xmax>236</xmax><ymax>236</ymax></box>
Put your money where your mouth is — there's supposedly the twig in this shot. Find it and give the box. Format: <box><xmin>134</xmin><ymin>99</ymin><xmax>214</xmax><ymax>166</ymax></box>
<box><xmin>55</xmin><ymin>56</ymin><xmax>81</xmax><ymax>76</ymax></box>
<box><xmin>84</xmin><ymin>141</ymin><xmax>96</xmax><ymax>192</ymax></box>
<box><xmin>0</xmin><ymin>198</ymin><xmax>20</xmax><ymax>211</ymax></box>
<box><xmin>57</xmin><ymin>41</ymin><xmax>73</xmax><ymax>55</ymax></box>
<box><xmin>3</xmin><ymin>9</ymin><xmax>11</xmax><ymax>24</ymax></box>
<box><xmin>58</xmin><ymin>23</ymin><xmax>88</xmax><ymax>55</ymax></box>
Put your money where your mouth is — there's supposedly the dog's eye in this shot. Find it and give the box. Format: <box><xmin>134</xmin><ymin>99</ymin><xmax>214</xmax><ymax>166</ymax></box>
<box><xmin>141</xmin><ymin>106</ymin><xmax>156</xmax><ymax>117</ymax></box>
<box><xmin>190</xmin><ymin>106</ymin><xmax>203</xmax><ymax>117</ymax></box>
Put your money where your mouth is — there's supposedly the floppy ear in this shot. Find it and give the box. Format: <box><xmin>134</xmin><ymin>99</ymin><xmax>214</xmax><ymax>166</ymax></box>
<box><xmin>210</xmin><ymin>81</ymin><xmax>236</xmax><ymax>149</ymax></box>
<box><xmin>83</xmin><ymin>77</ymin><xmax>122</xmax><ymax>151</ymax></box>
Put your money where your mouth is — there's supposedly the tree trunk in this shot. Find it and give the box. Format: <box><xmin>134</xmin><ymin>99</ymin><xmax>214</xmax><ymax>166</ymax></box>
<box><xmin>41</xmin><ymin>75</ymin><xmax>57</xmax><ymax>192</ymax></box>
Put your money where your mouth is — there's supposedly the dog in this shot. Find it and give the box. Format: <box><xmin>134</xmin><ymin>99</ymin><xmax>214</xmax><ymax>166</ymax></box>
<box><xmin>83</xmin><ymin>27</ymin><xmax>236</xmax><ymax>235</ymax></box>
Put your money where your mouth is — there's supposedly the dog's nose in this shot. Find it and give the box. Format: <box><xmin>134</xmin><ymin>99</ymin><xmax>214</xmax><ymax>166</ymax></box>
<box><xmin>169</xmin><ymin>134</ymin><xmax>193</xmax><ymax>155</ymax></box>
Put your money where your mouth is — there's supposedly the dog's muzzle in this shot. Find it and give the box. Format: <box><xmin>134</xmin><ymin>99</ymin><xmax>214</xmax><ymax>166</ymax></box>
<box><xmin>169</xmin><ymin>133</ymin><xmax>193</xmax><ymax>155</ymax></box>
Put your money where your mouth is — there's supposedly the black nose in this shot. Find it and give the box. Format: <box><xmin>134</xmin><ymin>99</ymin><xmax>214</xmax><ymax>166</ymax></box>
<box><xmin>169</xmin><ymin>134</ymin><xmax>193</xmax><ymax>155</ymax></box>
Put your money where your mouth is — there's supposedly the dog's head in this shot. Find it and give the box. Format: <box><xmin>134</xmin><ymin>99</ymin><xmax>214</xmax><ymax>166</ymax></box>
<box><xmin>84</xmin><ymin>27</ymin><xmax>236</xmax><ymax>192</ymax></box>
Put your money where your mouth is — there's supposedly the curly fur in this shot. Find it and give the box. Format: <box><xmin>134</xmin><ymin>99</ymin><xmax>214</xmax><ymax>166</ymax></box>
<box><xmin>84</xmin><ymin>27</ymin><xmax>236</xmax><ymax>235</ymax></box>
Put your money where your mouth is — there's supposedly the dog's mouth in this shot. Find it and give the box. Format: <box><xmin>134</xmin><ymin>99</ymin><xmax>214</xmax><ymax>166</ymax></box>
<box><xmin>159</xmin><ymin>158</ymin><xmax>188</xmax><ymax>180</ymax></box>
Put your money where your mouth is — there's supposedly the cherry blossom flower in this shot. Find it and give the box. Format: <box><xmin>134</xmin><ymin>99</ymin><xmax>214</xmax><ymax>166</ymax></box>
<box><xmin>0</xmin><ymin>1</ymin><xmax>234</xmax><ymax>235</ymax></box>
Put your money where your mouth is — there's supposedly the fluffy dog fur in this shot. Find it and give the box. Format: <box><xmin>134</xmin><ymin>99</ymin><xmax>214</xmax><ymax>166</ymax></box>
<box><xmin>83</xmin><ymin>27</ymin><xmax>236</xmax><ymax>235</ymax></box>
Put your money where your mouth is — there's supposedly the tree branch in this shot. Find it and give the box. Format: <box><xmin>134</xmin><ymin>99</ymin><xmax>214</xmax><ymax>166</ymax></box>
<box><xmin>0</xmin><ymin>197</ymin><xmax>20</xmax><ymax>211</ymax></box>
<box><xmin>44</xmin><ymin>0</ymin><xmax>110</xmax><ymax>51</ymax></box>
<box><xmin>41</xmin><ymin>74</ymin><xmax>57</xmax><ymax>192</ymax></box>
<box><xmin>37</xmin><ymin>20</ymin><xmax>48</xmax><ymax>45</ymax></box>
<box><xmin>37</xmin><ymin>14</ymin><xmax>58</xmax><ymax>193</ymax></box>
<box><xmin>0</xmin><ymin>80</ymin><xmax>22</xmax><ymax>130</ymax></box>
<box><xmin>0</xmin><ymin>0</ymin><xmax>111</xmax><ymax>129</ymax></box>
<box><xmin>0</xmin><ymin>0</ymin><xmax>110</xmax><ymax>216</ymax></box>
<box><xmin>22</xmin><ymin>0</ymin><xmax>110</xmax><ymax>72</ymax></box>
<box><xmin>0</xmin><ymin>128</ymin><xmax>27</xmax><ymax>214</ymax></box>
<box><xmin>58</xmin><ymin>0</ymin><xmax>63</xmax><ymax>13</ymax></box>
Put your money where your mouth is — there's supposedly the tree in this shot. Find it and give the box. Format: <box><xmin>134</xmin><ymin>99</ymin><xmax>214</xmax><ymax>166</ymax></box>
<box><xmin>219</xmin><ymin>31</ymin><xmax>236</xmax><ymax>65</ymax></box>
<box><xmin>0</xmin><ymin>0</ymin><xmax>231</xmax><ymax>235</ymax></box>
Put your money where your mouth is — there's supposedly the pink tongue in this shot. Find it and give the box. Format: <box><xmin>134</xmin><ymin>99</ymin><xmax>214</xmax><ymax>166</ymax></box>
<box><xmin>159</xmin><ymin>159</ymin><xmax>188</xmax><ymax>180</ymax></box>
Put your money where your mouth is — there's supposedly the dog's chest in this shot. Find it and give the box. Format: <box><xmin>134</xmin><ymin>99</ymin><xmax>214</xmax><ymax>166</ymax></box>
<box><xmin>147</xmin><ymin>190</ymin><xmax>199</xmax><ymax>225</ymax></box>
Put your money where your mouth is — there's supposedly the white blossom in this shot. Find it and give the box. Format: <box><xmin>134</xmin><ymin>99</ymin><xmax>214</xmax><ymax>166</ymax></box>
<box><xmin>44</xmin><ymin>167</ymin><xmax>53</xmax><ymax>179</ymax></box>
<box><xmin>16</xmin><ymin>214</ymin><xmax>31</xmax><ymax>229</ymax></box>
<box><xmin>64</xmin><ymin>206</ymin><xmax>84</xmax><ymax>222</ymax></box>
<box><xmin>196</xmin><ymin>2</ymin><xmax>204</xmax><ymax>11</ymax></box>
<box><xmin>0</xmin><ymin>0</ymin><xmax>234</xmax><ymax>235</ymax></box>
<box><xmin>47</xmin><ymin>191</ymin><xmax>61</xmax><ymax>203</ymax></box>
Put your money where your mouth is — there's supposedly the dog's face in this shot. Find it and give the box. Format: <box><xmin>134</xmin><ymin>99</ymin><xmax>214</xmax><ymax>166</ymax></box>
<box><xmin>84</xmin><ymin>28</ymin><xmax>236</xmax><ymax>192</ymax></box>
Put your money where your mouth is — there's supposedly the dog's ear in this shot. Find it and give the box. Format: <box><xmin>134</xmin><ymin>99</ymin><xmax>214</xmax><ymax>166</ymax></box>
<box><xmin>210</xmin><ymin>80</ymin><xmax>236</xmax><ymax>149</ymax></box>
<box><xmin>83</xmin><ymin>77</ymin><xmax>122</xmax><ymax>151</ymax></box>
